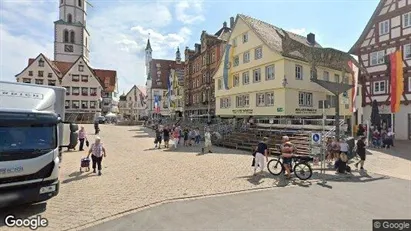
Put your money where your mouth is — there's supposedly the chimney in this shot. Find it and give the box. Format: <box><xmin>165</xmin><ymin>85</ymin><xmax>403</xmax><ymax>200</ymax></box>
<box><xmin>195</xmin><ymin>43</ymin><xmax>201</xmax><ymax>53</ymax></box>
<box><xmin>223</xmin><ymin>21</ymin><xmax>227</xmax><ymax>28</ymax></box>
<box><xmin>307</xmin><ymin>33</ymin><xmax>315</xmax><ymax>45</ymax></box>
<box><xmin>230</xmin><ymin>17</ymin><xmax>235</xmax><ymax>28</ymax></box>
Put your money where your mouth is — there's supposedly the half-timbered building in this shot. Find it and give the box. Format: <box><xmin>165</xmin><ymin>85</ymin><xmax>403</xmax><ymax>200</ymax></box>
<box><xmin>349</xmin><ymin>0</ymin><xmax>411</xmax><ymax>140</ymax></box>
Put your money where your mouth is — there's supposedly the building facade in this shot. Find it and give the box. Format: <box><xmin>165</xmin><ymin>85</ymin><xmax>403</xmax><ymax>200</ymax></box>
<box><xmin>15</xmin><ymin>0</ymin><xmax>117</xmax><ymax>122</ymax></box>
<box><xmin>145</xmin><ymin>39</ymin><xmax>184</xmax><ymax>118</ymax></box>
<box><xmin>349</xmin><ymin>0</ymin><xmax>411</xmax><ymax>140</ymax></box>
<box><xmin>214</xmin><ymin>14</ymin><xmax>353</xmax><ymax>119</ymax></box>
<box><xmin>169</xmin><ymin>62</ymin><xmax>185</xmax><ymax>118</ymax></box>
<box><xmin>119</xmin><ymin>85</ymin><xmax>147</xmax><ymax>120</ymax></box>
<box><xmin>183</xmin><ymin>19</ymin><xmax>232</xmax><ymax>119</ymax></box>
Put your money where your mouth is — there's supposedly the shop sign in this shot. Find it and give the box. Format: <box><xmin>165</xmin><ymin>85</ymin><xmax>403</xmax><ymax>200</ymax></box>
<box><xmin>295</xmin><ymin>108</ymin><xmax>317</xmax><ymax>114</ymax></box>
<box><xmin>232</xmin><ymin>109</ymin><xmax>253</xmax><ymax>114</ymax></box>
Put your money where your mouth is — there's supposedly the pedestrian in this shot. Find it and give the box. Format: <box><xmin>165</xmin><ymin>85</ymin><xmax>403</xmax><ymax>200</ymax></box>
<box><xmin>280</xmin><ymin>136</ymin><xmax>295</xmax><ymax>179</ymax></box>
<box><xmin>172</xmin><ymin>126</ymin><xmax>180</xmax><ymax>149</ymax></box>
<box><xmin>87</xmin><ymin>137</ymin><xmax>107</xmax><ymax>176</ymax></box>
<box><xmin>201</xmin><ymin>128</ymin><xmax>213</xmax><ymax>154</ymax></box>
<box><xmin>194</xmin><ymin>127</ymin><xmax>201</xmax><ymax>145</ymax></box>
<box><xmin>94</xmin><ymin>121</ymin><xmax>100</xmax><ymax>135</ymax></box>
<box><xmin>253</xmin><ymin>137</ymin><xmax>269</xmax><ymax>175</ymax></box>
<box><xmin>78</xmin><ymin>126</ymin><xmax>88</xmax><ymax>151</ymax></box>
<box><xmin>183</xmin><ymin>128</ymin><xmax>189</xmax><ymax>146</ymax></box>
<box><xmin>331</xmin><ymin>138</ymin><xmax>341</xmax><ymax>160</ymax></box>
<box><xmin>154</xmin><ymin>126</ymin><xmax>162</xmax><ymax>149</ymax></box>
<box><xmin>354</xmin><ymin>136</ymin><xmax>367</xmax><ymax>170</ymax></box>
<box><xmin>163</xmin><ymin>125</ymin><xmax>170</xmax><ymax>148</ymax></box>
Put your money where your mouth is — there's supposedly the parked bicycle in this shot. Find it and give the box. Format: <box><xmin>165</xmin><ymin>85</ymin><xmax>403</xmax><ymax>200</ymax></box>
<box><xmin>267</xmin><ymin>155</ymin><xmax>314</xmax><ymax>180</ymax></box>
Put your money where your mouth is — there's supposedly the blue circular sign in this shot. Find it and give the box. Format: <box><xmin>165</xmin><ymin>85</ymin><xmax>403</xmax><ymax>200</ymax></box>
<box><xmin>313</xmin><ymin>134</ymin><xmax>320</xmax><ymax>142</ymax></box>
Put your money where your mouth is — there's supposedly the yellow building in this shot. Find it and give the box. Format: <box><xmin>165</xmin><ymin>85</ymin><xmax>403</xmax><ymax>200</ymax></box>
<box><xmin>214</xmin><ymin>14</ymin><xmax>353</xmax><ymax>119</ymax></box>
<box><xmin>169</xmin><ymin>68</ymin><xmax>185</xmax><ymax>118</ymax></box>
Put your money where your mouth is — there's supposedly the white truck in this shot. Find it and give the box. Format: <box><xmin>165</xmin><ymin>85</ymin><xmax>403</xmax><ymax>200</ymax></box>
<box><xmin>0</xmin><ymin>81</ymin><xmax>74</xmax><ymax>208</ymax></box>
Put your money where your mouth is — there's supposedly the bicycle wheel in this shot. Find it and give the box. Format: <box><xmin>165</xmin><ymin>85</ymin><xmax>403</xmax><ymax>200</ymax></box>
<box><xmin>267</xmin><ymin>158</ymin><xmax>284</xmax><ymax>176</ymax></box>
<box><xmin>293</xmin><ymin>162</ymin><xmax>312</xmax><ymax>180</ymax></box>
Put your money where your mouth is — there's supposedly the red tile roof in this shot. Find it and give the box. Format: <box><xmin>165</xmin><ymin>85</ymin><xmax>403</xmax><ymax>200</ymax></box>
<box><xmin>52</xmin><ymin>61</ymin><xmax>73</xmax><ymax>76</ymax></box>
<box><xmin>24</xmin><ymin>55</ymin><xmax>117</xmax><ymax>92</ymax></box>
<box><xmin>93</xmin><ymin>69</ymin><xmax>117</xmax><ymax>92</ymax></box>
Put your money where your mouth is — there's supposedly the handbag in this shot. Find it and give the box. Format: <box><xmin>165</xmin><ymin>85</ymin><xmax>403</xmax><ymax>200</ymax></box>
<box><xmin>86</xmin><ymin>138</ymin><xmax>89</xmax><ymax>147</ymax></box>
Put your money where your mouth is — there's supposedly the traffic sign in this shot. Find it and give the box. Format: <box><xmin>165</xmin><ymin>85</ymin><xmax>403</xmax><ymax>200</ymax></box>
<box><xmin>311</xmin><ymin>132</ymin><xmax>322</xmax><ymax>145</ymax></box>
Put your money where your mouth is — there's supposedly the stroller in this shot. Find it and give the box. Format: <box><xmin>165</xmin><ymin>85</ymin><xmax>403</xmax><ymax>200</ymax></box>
<box><xmin>80</xmin><ymin>157</ymin><xmax>91</xmax><ymax>172</ymax></box>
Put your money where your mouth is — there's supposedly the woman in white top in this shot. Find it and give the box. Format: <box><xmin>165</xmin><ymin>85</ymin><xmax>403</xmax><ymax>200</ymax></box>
<box><xmin>87</xmin><ymin>137</ymin><xmax>107</xmax><ymax>176</ymax></box>
<box><xmin>339</xmin><ymin>139</ymin><xmax>349</xmax><ymax>163</ymax></box>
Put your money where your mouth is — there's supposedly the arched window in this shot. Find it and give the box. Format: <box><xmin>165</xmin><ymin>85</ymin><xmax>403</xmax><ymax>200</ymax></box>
<box><xmin>70</xmin><ymin>31</ymin><xmax>75</xmax><ymax>43</ymax></box>
<box><xmin>61</xmin><ymin>0</ymin><xmax>64</xmax><ymax>4</ymax></box>
<box><xmin>63</xmin><ymin>30</ymin><xmax>69</xmax><ymax>43</ymax></box>
<box><xmin>67</xmin><ymin>14</ymin><xmax>72</xmax><ymax>23</ymax></box>
<box><xmin>78</xmin><ymin>0</ymin><xmax>82</xmax><ymax>7</ymax></box>
<box><xmin>85</xmin><ymin>37</ymin><xmax>88</xmax><ymax>48</ymax></box>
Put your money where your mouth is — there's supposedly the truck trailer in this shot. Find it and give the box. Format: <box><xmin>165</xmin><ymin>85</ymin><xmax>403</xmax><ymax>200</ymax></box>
<box><xmin>0</xmin><ymin>81</ymin><xmax>74</xmax><ymax>208</ymax></box>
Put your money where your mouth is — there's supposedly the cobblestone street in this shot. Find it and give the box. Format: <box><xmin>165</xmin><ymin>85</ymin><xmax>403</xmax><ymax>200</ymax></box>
<box><xmin>0</xmin><ymin>125</ymin><xmax>410</xmax><ymax>231</ymax></box>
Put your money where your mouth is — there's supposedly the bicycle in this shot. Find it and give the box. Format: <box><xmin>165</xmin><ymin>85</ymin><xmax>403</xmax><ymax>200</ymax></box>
<box><xmin>267</xmin><ymin>155</ymin><xmax>314</xmax><ymax>180</ymax></box>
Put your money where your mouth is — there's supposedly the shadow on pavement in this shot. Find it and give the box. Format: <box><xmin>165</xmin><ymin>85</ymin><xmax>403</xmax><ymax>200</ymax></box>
<box><xmin>62</xmin><ymin>172</ymin><xmax>94</xmax><ymax>184</ymax></box>
<box><xmin>0</xmin><ymin>203</ymin><xmax>47</xmax><ymax>228</ymax></box>
<box><xmin>367</xmin><ymin>140</ymin><xmax>411</xmax><ymax>161</ymax></box>
<box><xmin>160</xmin><ymin>146</ymin><xmax>252</xmax><ymax>156</ymax></box>
<box><xmin>236</xmin><ymin>173</ymin><xmax>277</xmax><ymax>186</ymax></box>
<box><xmin>311</xmin><ymin>171</ymin><xmax>389</xmax><ymax>184</ymax></box>
<box><xmin>132</xmin><ymin>134</ymin><xmax>151</xmax><ymax>138</ymax></box>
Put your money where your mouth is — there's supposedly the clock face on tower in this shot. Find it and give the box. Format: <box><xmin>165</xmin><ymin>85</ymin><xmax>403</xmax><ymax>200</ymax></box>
<box><xmin>64</xmin><ymin>45</ymin><xmax>73</xmax><ymax>52</ymax></box>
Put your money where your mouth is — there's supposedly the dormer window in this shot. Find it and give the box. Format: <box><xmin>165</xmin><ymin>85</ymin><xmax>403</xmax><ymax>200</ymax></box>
<box><xmin>38</xmin><ymin>59</ymin><xmax>44</xmax><ymax>67</ymax></box>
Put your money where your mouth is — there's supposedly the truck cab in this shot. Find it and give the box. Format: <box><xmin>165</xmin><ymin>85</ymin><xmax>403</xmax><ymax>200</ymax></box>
<box><xmin>0</xmin><ymin>81</ymin><xmax>74</xmax><ymax>208</ymax></box>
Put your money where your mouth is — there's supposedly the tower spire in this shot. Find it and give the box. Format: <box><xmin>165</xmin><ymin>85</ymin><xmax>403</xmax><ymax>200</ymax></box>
<box><xmin>145</xmin><ymin>33</ymin><xmax>152</xmax><ymax>51</ymax></box>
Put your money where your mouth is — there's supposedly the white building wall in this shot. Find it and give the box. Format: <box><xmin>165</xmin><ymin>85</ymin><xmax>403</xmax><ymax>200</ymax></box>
<box><xmin>16</xmin><ymin>56</ymin><xmax>60</xmax><ymax>86</ymax></box>
<box><xmin>61</xmin><ymin>59</ymin><xmax>103</xmax><ymax>113</ymax></box>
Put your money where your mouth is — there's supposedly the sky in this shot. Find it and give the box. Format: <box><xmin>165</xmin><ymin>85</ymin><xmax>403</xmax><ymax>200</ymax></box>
<box><xmin>0</xmin><ymin>0</ymin><xmax>379</xmax><ymax>95</ymax></box>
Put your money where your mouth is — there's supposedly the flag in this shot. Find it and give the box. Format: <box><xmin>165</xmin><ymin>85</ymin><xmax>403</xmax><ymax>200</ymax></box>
<box><xmin>154</xmin><ymin>95</ymin><xmax>160</xmax><ymax>113</ymax></box>
<box><xmin>389</xmin><ymin>50</ymin><xmax>404</xmax><ymax>113</ymax></box>
<box><xmin>222</xmin><ymin>44</ymin><xmax>232</xmax><ymax>90</ymax></box>
<box><xmin>348</xmin><ymin>60</ymin><xmax>358</xmax><ymax>112</ymax></box>
<box><xmin>167</xmin><ymin>70</ymin><xmax>172</xmax><ymax>108</ymax></box>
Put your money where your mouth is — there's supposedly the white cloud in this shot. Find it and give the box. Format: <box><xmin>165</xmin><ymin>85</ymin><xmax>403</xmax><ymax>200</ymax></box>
<box><xmin>0</xmin><ymin>0</ymin><xmax>204</xmax><ymax>94</ymax></box>
<box><xmin>175</xmin><ymin>0</ymin><xmax>205</xmax><ymax>24</ymax></box>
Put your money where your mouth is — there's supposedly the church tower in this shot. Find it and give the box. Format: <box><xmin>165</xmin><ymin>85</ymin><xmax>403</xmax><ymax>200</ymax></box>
<box><xmin>145</xmin><ymin>38</ymin><xmax>152</xmax><ymax>80</ymax></box>
<box><xmin>54</xmin><ymin>0</ymin><xmax>90</xmax><ymax>64</ymax></box>
<box><xmin>175</xmin><ymin>47</ymin><xmax>181</xmax><ymax>64</ymax></box>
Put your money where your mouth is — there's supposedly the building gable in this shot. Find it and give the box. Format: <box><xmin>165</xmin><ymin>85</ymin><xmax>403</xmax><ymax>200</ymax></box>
<box><xmin>60</xmin><ymin>56</ymin><xmax>103</xmax><ymax>88</ymax></box>
<box><xmin>15</xmin><ymin>53</ymin><xmax>61</xmax><ymax>85</ymax></box>
<box><xmin>349</xmin><ymin>0</ymin><xmax>411</xmax><ymax>54</ymax></box>
<box><xmin>125</xmin><ymin>85</ymin><xmax>137</xmax><ymax>101</ymax></box>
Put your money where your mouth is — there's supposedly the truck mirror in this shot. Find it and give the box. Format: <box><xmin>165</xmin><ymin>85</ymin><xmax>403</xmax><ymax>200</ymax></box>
<box><xmin>60</xmin><ymin>122</ymin><xmax>78</xmax><ymax>148</ymax></box>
